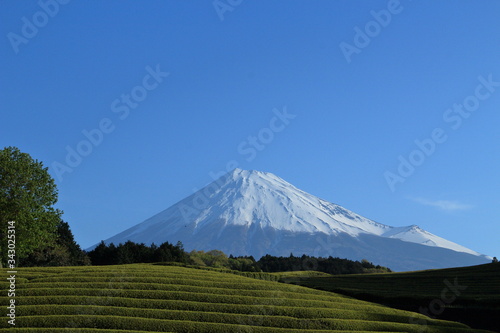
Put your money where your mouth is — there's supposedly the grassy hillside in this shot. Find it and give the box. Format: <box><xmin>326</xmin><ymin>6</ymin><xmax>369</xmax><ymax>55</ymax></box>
<box><xmin>1</xmin><ymin>264</ymin><xmax>492</xmax><ymax>332</ymax></box>
<box><xmin>280</xmin><ymin>263</ymin><xmax>500</xmax><ymax>332</ymax></box>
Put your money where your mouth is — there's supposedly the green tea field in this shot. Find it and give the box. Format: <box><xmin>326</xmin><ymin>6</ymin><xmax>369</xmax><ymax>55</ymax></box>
<box><xmin>280</xmin><ymin>263</ymin><xmax>500</xmax><ymax>332</ymax></box>
<box><xmin>1</xmin><ymin>264</ymin><xmax>493</xmax><ymax>332</ymax></box>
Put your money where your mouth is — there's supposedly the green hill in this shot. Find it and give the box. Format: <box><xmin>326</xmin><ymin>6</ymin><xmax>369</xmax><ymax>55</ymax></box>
<box><xmin>1</xmin><ymin>264</ymin><xmax>493</xmax><ymax>332</ymax></box>
<box><xmin>280</xmin><ymin>263</ymin><xmax>500</xmax><ymax>332</ymax></box>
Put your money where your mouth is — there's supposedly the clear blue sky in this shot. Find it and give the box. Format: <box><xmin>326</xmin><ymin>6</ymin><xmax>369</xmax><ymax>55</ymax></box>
<box><xmin>1</xmin><ymin>1</ymin><xmax>499</xmax><ymax>257</ymax></box>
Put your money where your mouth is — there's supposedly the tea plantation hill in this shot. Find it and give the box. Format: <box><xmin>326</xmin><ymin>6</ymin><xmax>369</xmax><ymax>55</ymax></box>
<box><xmin>280</xmin><ymin>262</ymin><xmax>500</xmax><ymax>332</ymax></box>
<box><xmin>1</xmin><ymin>264</ymin><xmax>494</xmax><ymax>332</ymax></box>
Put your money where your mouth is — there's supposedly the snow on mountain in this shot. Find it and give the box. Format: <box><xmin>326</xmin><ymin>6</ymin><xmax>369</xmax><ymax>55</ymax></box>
<box><xmin>95</xmin><ymin>168</ymin><xmax>490</xmax><ymax>271</ymax></box>
<box><xmin>192</xmin><ymin>168</ymin><xmax>390</xmax><ymax>236</ymax></box>
<box><xmin>380</xmin><ymin>225</ymin><xmax>482</xmax><ymax>256</ymax></box>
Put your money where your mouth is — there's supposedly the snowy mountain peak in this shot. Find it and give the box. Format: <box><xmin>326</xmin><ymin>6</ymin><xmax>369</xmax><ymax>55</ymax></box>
<box><xmin>203</xmin><ymin>168</ymin><xmax>389</xmax><ymax>236</ymax></box>
<box><xmin>226</xmin><ymin>168</ymin><xmax>289</xmax><ymax>188</ymax></box>
<box><xmin>97</xmin><ymin>169</ymin><xmax>489</xmax><ymax>271</ymax></box>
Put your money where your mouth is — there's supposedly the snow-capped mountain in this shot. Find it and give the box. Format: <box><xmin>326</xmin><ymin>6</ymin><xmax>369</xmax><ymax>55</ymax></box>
<box><xmin>96</xmin><ymin>169</ymin><xmax>490</xmax><ymax>271</ymax></box>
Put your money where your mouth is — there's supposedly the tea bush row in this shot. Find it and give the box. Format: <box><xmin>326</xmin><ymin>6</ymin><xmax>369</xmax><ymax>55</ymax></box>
<box><xmin>0</xmin><ymin>315</ymin><xmax>481</xmax><ymax>333</ymax></box>
<box><xmin>14</xmin><ymin>304</ymin><xmax>437</xmax><ymax>328</ymax></box>
<box><xmin>17</xmin><ymin>283</ymin><xmax>358</xmax><ymax>303</ymax></box>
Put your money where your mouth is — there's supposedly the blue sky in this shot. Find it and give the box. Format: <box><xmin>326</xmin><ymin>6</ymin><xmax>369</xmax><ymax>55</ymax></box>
<box><xmin>1</xmin><ymin>1</ymin><xmax>499</xmax><ymax>258</ymax></box>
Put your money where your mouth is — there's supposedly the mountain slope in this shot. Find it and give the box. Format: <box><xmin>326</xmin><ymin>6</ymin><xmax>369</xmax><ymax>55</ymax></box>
<box><xmin>97</xmin><ymin>169</ymin><xmax>489</xmax><ymax>271</ymax></box>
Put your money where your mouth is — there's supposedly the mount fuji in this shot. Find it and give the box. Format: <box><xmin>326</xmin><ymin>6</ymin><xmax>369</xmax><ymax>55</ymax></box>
<box><xmin>96</xmin><ymin>169</ymin><xmax>490</xmax><ymax>271</ymax></box>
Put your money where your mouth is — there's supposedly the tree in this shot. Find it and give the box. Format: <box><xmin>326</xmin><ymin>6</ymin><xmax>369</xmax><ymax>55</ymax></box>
<box><xmin>55</xmin><ymin>221</ymin><xmax>90</xmax><ymax>265</ymax></box>
<box><xmin>87</xmin><ymin>240</ymin><xmax>190</xmax><ymax>265</ymax></box>
<box><xmin>0</xmin><ymin>147</ymin><xmax>62</xmax><ymax>267</ymax></box>
<box><xmin>87</xmin><ymin>241</ymin><xmax>119</xmax><ymax>265</ymax></box>
<box><xmin>19</xmin><ymin>243</ymin><xmax>71</xmax><ymax>267</ymax></box>
<box><xmin>493</xmin><ymin>257</ymin><xmax>498</xmax><ymax>263</ymax></box>
<box><xmin>20</xmin><ymin>220</ymin><xmax>90</xmax><ymax>267</ymax></box>
<box><xmin>87</xmin><ymin>241</ymin><xmax>106</xmax><ymax>265</ymax></box>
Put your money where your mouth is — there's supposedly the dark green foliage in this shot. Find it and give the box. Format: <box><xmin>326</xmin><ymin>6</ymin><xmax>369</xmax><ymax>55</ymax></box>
<box><xmin>20</xmin><ymin>221</ymin><xmax>90</xmax><ymax>267</ymax></box>
<box><xmin>154</xmin><ymin>241</ymin><xmax>189</xmax><ymax>263</ymax></box>
<box><xmin>0</xmin><ymin>146</ymin><xmax>62</xmax><ymax>266</ymax></box>
<box><xmin>87</xmin><ymin>241</ymin><xmax>390</xmax><ymax>276</ymax></box>
<box><xmin>55</xmin><ymin>221</ymin><xmax>89</xmax><ymax>265</ymax></box>
<box><xmin>87</xmin><ymin>241</ymin><xmax>189</xmax><ymax>265</ymax></box>
<box><xmin>190</xmin><ymin>250</ymin><xmax>260</xmax><ymax>272</ymax></box>
<box><xmin>18</xmin><ymin>244</ymin><xmax>71</xmax><ymax>267</ymax></box>
<box><xmin>229</xmin><ymin>255</ymin><xmax>260</xmax><ymax>272</ymax></box>
<box><xmin>257</xmin><ymin>254</ymin><xmax>391</xmax><ymax>275</ymax></box>
<box><xmin>88</xmin><ymin>242</ymin><xmax>117</xmax><ymax>265</ymax></box>
<box><xmin>281</xmin><ymin>263</ymin><xmax>500</xmax><ymax>332</ymax></box>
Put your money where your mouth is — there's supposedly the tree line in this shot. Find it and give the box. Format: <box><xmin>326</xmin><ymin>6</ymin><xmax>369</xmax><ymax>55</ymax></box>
<box><xmin>86</xmin><ymin>241</ymin><xmax>391</xmax><ymax>274</ymax></box>
<box><xmin>88</xmin><ymin>240</ymin><xmax>190</xmax><ymax>265</ymax></box>
<box><xmin>258</xmin><ymin>254</ymin><xmax>391</xmax><ymax>274</ymax></box>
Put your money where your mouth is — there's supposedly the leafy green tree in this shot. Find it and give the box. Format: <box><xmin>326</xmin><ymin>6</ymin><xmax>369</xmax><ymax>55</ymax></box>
<box><xmin>229</xmin><ymin>256</ymin><xmax>260</xmax><ymax>272</ymax></box>
<box><xmin>20</xmin><ymin>220</ymin><xmax>90</xmax><ymax>266</ymax></box>
<box><xmin>189</xmin><ymin>250</ymin><xmax>229</xmax><ymax>268</ymax></box>
<box><xmin>0</xmin><ymin>147</ymin><xmax>62</xmax><ymax>267</ymax></box>
<box><xmin>19</xmin><ymin>243</ymin><xmax>71</xmax><ymax>266</ymax></box>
